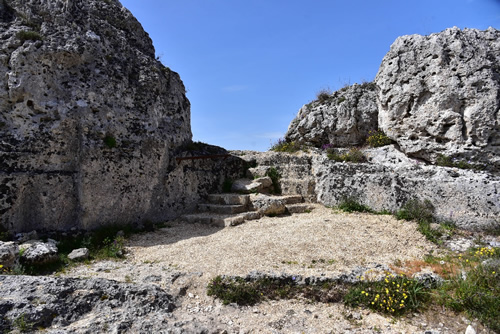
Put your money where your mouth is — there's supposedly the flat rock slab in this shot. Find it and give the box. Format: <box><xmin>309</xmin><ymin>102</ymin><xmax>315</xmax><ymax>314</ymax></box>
<box><xmin>0</xmin><ymin>275</ymin><xmax>176</xmax><ymax>333</ymax></box>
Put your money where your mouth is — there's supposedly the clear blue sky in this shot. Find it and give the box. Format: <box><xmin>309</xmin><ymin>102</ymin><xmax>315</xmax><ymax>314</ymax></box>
<box><xmin>120</xmin><ymin>0</ymin><xmax>499</xmax><ymax>151</ymax></box>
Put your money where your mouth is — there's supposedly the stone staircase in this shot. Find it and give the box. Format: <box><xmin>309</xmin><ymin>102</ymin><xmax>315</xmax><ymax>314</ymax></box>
<box><xmin>182</xmin><ymin>193</ymin><xmax>314</xmax><ymax>227</ymax></box>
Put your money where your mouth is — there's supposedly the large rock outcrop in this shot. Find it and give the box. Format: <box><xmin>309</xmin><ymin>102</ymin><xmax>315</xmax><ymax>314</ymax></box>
<box><xmin>286</xmin><ymin>27</ymin><xmax>500</xmax><ymax>172</ymax></box>
<box><xmin>0</xmin><ymin>0</ymin><xmax>244</xmax><ymax>233</ymax></box>
<box><xmin>285</xmin><ymin>82</ymin><xmax>378</xmax><ymax>147</ymax></box>
<box><xmin>375</xmin><ymin>27</ymin><xmax>500</xmax><ymax>168</ymax></box>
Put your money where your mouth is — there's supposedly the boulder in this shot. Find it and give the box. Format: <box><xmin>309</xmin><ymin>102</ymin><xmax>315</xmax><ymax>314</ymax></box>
<box><xmin>250</xmin><ymin>194</ymin><xmax>287</xmax><ymax>216</ymax></box>
<box><xmin>68</xmin><ymin>248</ymin><xmax>90</xmax><ymax>261</ymax></box>
<box><xmin>0</xmin><ymin>275</ymin><xmax>177</xmax><ymax>333</ymax></box>
<box><xmin>20</xmin><ymin>239</ymin><xmax>58</xmax><ymax>265</ymax></box>
<box><xmin>0</xmin><ymin>241</ymin><xmax>18</xmax><ymax>268</ymax></box>
<box><xmin>232</xmin><ymin>177</ymin><xmax>273</xmax><ymax>194</ymax></box>
<box><xmin>375</xmin><ymin>27</ymin><xmax>500</xmax><ymax>170</ymax></box>
<box><xmin>285</xmin><ymin>82</ymin><xmax>378</xmax><ymax>147</ymax></box>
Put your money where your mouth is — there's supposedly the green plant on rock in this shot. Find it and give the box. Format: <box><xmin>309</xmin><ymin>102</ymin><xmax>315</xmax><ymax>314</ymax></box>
<box><xmin>337</xmin><ymin>196</ymin><xmax>372</xmax><ymax>213</ymax></box>
<box><xmin>103</xmin><ymin>134</ymin><xmax>117</xmax><ymax>148</ymax></box>
<box><xmin>269</xmin><ymin>138</ymin><xmax>302</xmax><ymax>153</ymax></box>
<box><xmin>366</xmin><ymin>130</ymin><xmax>392</xmax><ymax>148</ymax></box>
<box><xmin>436</xmin><ymin>154</ymin><xmax>484</xmax><ymax>170</ymax></box>
<box><xmin>17</xmin><ymin>30</ymin><xmax>43</xmax><ymax>42</ymax></box>
<box><xmin>207</xmin><ymin>276</ymin><xmax>262</xmax><ymax>305</ymax></box>
<box><xmin>327</xmin><ymin>147</ymin><xmax>366</xmax><ymax>163</ymax></box>
<box><xmin>266</xmin><ymin>167</ymin><xmax>281</xmax><ymax>194</ymax></box>
<box><xmin>12</xmin><ymin>313</ymin><xmax>33</xmax><ymax>333</ymax></box>
<box><xmin>316</xmin><ymin>88</ymin><xmax>332</xmax><ymax>103</ymax></box>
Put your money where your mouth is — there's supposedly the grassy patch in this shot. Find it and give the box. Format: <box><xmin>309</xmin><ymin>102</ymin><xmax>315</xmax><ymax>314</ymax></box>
<box><xmin>436</xmin><ymin>154</ymin><xmax>485</xmax><ymax>171</ymax></box>
<box><xmin>337</xmin><ymin>196</ymin><xmax>372</xmax><ymax>213</ymax></box>
<box><xmin>327</xmin><ymin>147</ymin><xmax>366</xmax><ymax>163</ymax></box>
<box><xmin>269</xmin><ymin>138</ymin><xmax>303</xmax><ymax>153</ymax></box>
<box><xmin>395</xmin><ymin>198</ymin><xmax>444</xmax><ymax>244</ymax></box>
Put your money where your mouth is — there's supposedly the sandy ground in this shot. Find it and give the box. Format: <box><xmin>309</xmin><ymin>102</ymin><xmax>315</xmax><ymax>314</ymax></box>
<box><xmin>62</xmin><ymin>205</ymin><xmax>489</xmax><ymax>333</ymax></box>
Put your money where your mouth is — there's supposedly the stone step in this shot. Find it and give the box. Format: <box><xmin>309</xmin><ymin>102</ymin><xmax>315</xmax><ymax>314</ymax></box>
<box><xmin>207</xmin><ymin>193</ymin><xmax>250</xmax><ymax>206</ymax></box>
<box><xmin>286</xmin><ymin>203</ymin><xmax>315</xmax><ymax>214</ymax></box>
<box><xmin>197</xmin><ymin>204</ymin><xmax>247</xmax><ymax>215</ymax></box>
<box><xmin>273</xmin><ymin>194</ymin><xmax>303</xmax><ymax>205</ymax></box>
<box><xmin>182</xmin><ymin>211</ymin><xmax>261</xmax><ymax>227</ymax></box>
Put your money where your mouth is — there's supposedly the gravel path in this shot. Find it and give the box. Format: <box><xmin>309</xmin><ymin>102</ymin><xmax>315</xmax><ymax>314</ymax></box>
<box><xmin>61</xmin><ymin>205</ymin><xmax>488</xmax><ymax>333</ymax></box>
<box><xmin>128</xmin><ymin>205</ymin><xmax>435</xmax><ymax>278</ymax></box>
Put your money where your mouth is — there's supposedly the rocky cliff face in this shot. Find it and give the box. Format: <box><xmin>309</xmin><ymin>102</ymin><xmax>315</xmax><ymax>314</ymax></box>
<box><xmin>285</xmin><ymin>83</ymin><xmax>378</xmax><ymax>147</ymax></box>
<box><xmin>0</xmin><ymin>0</ymin><xmax>194</xmax><ymax>231</ymax></box>
<box><xmin>375</xmin><ymin>27</ymin><xmax>500</xmax><ymax>168</ymax></box>
<box><xmin>286</xmin><ymin>27</ymin><xmax>500</xmax><ymax>171</ymax></box>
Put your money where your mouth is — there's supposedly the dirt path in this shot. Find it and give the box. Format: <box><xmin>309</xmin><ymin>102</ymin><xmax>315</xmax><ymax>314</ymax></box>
<box><xmin>62</xmin><ymin>205</ymin><xmax>488</xmax><ymax>333</ymax></box>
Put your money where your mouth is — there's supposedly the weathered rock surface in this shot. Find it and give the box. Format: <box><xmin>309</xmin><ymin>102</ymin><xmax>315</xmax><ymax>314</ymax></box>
<box><xmin>19</xmin><ymin>239</ymin><xmax>58</xmax><ymax>264</ymax></box>
<box><xmin>312</xmin><ymin>148</ymin><xmax>499</xmax><ymax>231</ymax></box>
<box><xmin>238</xmin><ymin>150</ymin><xmax>499</xmax><ymax>231</ymax></box>
<box><xmin>250</xmin><ymin>193</ymin><xmax>287</xmax><ymax>216</ymax></box>
<box><xmin>0</xmin><ymin>275</ymin><xmax>180</xmax><ymax>334</ymax></box>
<box><xmin>376</xmin><ymin>27</ymin><xmax>500</xmax><ymax>168</ymax></box>
<box><xmin>285</xmin><ymin>82</ymin><xmax>378</xmax><ymax>147</ymax></box>
<box><xmin>67</xmin><ymin>248</ymin><xmax>89</xmax><ymax>261</ymax></box>
<box><xmin>0</xmin><ymin>0</ymin><xmax>249</xmax><ymax>233</ymax></box>
<box><xmin>0</xmin><ymin>241</ymin><xmax>18</xmax><ymax>267</ymax></box>
<box><xmin>231</xmin><ymin>176</ymin><xmax>272</xmax><ymax>194</ymax></box>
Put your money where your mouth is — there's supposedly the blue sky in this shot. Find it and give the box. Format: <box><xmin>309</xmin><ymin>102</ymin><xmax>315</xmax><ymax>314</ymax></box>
<box><xmin>120</xmin><ymin>0</ymin><xmax>500</xmax><ymax>151</ymax></box>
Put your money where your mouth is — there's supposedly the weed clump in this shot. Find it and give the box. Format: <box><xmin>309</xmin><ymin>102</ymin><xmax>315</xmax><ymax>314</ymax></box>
<box><xmin>436</xmin><ymin>154</ymin><xmax>484</xmax><ymax>171</ymax></box>
<box><xmin>17</xmin><ymin>30</ymin><xmax>42</xmax><ymax>42</ymax></box>
<box><xmin>103</xmin><ymin>135</ymin><xmax>117</xmax><ymax>148</ymax></box>
<box><xmin>327</xmin><ymin>147</ymin><xmax>366</xmax><ymax>163</ymax></box>
<box><xmin>269</xmin><ymin>138</ymin><xmax>302</xmax><ymax>153</ymax></box>
<box><xmin>366</xmin><ymin>130</ymin><xmax>392</xmax><ymax>148</ymax></box>
<box><xmin>316</xmin><ymin>88</ymin><xmax>332</xmax><ymax>103</ymax></box>
<box><xmin>395</xmin><ymin>198</ymin><xmax>442</xmax><ymax>243</ymax></box>
<box><xmin>265</xmin><ymin>167</ymin><xmax>281</xmax><ymax>194</ymax></box>
<box><xmin>337</xmin><ymin>196</ymin><xmax>372</xmax><ymax>213</ymax></box>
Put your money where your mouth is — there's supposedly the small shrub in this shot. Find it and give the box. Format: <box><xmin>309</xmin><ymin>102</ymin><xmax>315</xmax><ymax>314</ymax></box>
<box><xmin>12</xmin><ymin>313</ymin><xmax>33</xmax><ymax>333</ymax></box>
<box><xmin>395</xmin><ymin>199</ymin><xmax>434</xmax><ymax>224</ymax></box>
<box><xmin>366</xmin><ymin>130</ymin><xmax>392</xmax><ymax>148</ymax></box>
<box><xmin>269</xmin><ymin>138</ymin><xmax>302</xmax><ymax>153</ymax></box>
<box><xmin>344</xmin><ymin>273</ymin><xmax>430</xmax><ymax>316</ymax></box>
<box><xmin>337</xmin><ymin>96</ymin><xmax>346</xmax><ymax>104</ymax></box>
<box><xmin>436</xmin><ymin>154</ymin><xmax>484</xmax><ymax>170</ymax></box>
<box><xmin>266</xmin><ymin>167</ymin><xmax>281</xmax><ymax>194</ymax></box>
<box><xmin>17</xmin><ymin>30</ymin><xmax>42</xmax><ymax>42</ymax></box>
<box><xmin>327</xmin><ymin>147</ymin><xmax>366</xmax><ymax>163</ymax></box>
<box><xmin>103</xmin><ymin>135</ymin><xmax>117</xmax><ymax>148</ymax></box>
<box><xmin>222</xmin><ymin>179</ymin><xmax>233</xmax><ymax>193</ymax></box>
<box><xmin>316</xmin><ymin>88</ymin><xmax>332</xmax><ymax>103</ymax></box>
<box><xmin>337</xmin><ymin>196</ymin><xmax>372</xmax><ymax>213</ymax></box>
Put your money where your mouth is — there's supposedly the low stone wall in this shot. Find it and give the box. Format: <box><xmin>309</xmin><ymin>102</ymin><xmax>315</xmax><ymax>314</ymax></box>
<box><xmin>238</xmin><ymin>150</ymin><xmax>499</xmax><ymax>231</ymax></box>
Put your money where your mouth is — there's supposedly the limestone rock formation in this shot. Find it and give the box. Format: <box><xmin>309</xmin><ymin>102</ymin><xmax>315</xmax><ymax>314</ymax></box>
<box><xmin>0</xmin><ymin>0</ymin><xmax>248</xmax><ymax>233</ymax></box>
<box><xmin>375</xmin><ymin>27</ymin><xmax>500</xmax><ymax>168</ymax></box>
<box><xmin>0</xmin><ymin>275</ymin><xmax>178</xmax><ymax>333</ymax></box>
<box><xmin>285</xmin><ymin>82</ymin><xmax>378</xmax><ymax>147</ymax></box>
